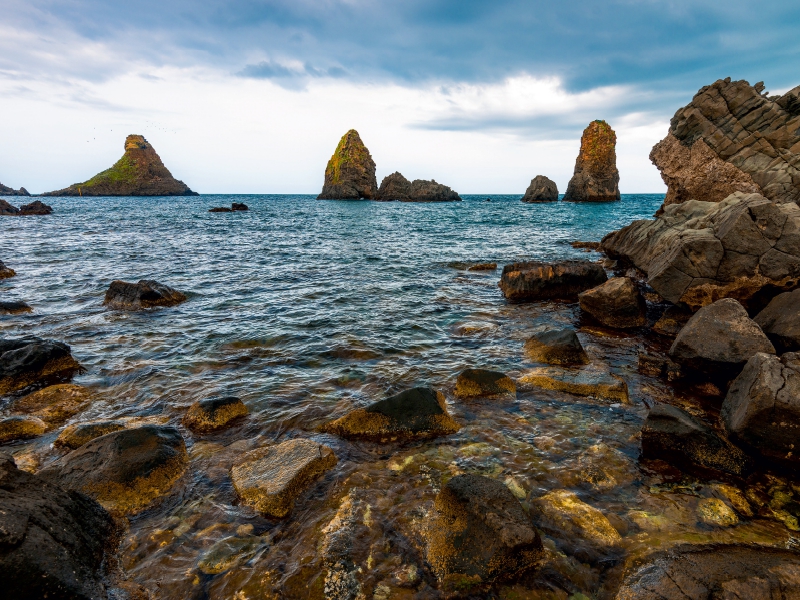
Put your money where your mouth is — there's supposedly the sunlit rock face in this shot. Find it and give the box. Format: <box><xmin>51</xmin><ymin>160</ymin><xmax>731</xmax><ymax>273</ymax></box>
<box><xmin>318</xmin><ymin>129</ymin><xmax>378</xmax><ymax>200</ymax></box>
<box><xmin>563</xmin><ymin>120</ymin><xmax>620</xmax><ymax>202</ymax></box>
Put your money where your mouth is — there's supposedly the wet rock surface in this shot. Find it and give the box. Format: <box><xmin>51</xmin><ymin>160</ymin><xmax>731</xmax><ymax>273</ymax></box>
<box><xmin>0</xmin><ymin>336</ymin><xmax>82</xmax><ymax>395</ymax></box>
<box><xmin>653</xmin><ymin>305</ymin><xmax>692</xmax><ymax>336</ymax></box>
<box><xmin>0</xmin><ymin>453</ymin><xmax>121</xmax><ymax>600</ymax></box>
<box><xmin>376</xmin><ymin>172</ymin><xmax>461</xmax><ymax>202</ymax></box>
<box><xmin>669</xmin><ymin>298</ymin><xmax>775</xmax><ymax>374</ymax></box>
<box><xmin>564</xmin><ymin>120</ymin><xmax>621</xmax><ymax>202</ymax></box>
<box><xmin>43</xmin><ymin>134</ymin><xmax>198</xmax><ymax>196</ymax></box>
<box><xmin>453</xmin><ymin>368</ymin><xmax>516</xmax><ymax>400</ymax></box>
<box><xmin>754</xmin><ymin>288</ymin><xmax>800</xmax><ymax>352</ymax></box>
<box><xmin>641</xmin><ymin>403</ymin><xmax>751</xmax><ymax>477</ymax></box>
<box><xmin>499</xmin><ymin>259</ymin><xmax>608</xmax><ymax>302</ymax></box>
<box><xmin>322</xmin><ymin>387</ymin><xmax>460</xmax><ymax>442</ymax></box>
<box><xmin>19</xmin><ymin>200</ymin><xmax>53</xmax><ymax>215</ymax></box>
<box><xmin>40</xmin><ymin>425</ymin><xmax>188</xmax><ymax>515</ymax></box>
<box><xmin>103</xmin><ymin>279</ymin><xmax>187</xmax><ymax>310</ymax></box>
<box><xmin>0</xmin><ymin>259</ymin><xmax>15</xmax><ymax>278</ymax></box>
<box><xmin>183</xmin><ymin>396</ymin><xmax>248</xmax><ymax>433</ymax></box>
<box><xmin>532</xmin><ymin>489</ymin><xmax>621</xmax><ymax>555</ymax></box>
<box><xmin>209</xmin><ymin>202</ymin><xmax>249</xmax><ymax>213</ymax></box>
<box><xmin>426</xmin><ymin>474</ymin><xmax>543</xmax><ymax>588</ymax></box>
<box><xmin>231</xmin><ymin>438</ymin><xmax>337</xmax><ymax>518</ymax></box>
<box><xmin>521</xmin><ymin>175</ymin><xmax>559</xmax><ymax>202</ymax></box>
<box><xmin>0</xmin><ymin>300</ymin><xmax>32</xmax><ymax>314</ymax></box>
<box><xmin>579</xmin><ymin>277</ymin><xmax>647</xmax><ymax>329</ymax></box>
<box><xmin>55</xmin><ymin>421</ymin><xmax>127</xmax><ymax>450</ymax></box>
<box><xmin>524</xmin><ymin>328</ymin><xmax>589</xmax><ymax>365</ymax></box>
<box><xmin>11</xmin><ymin>384</ymin><xmax>94</xmax><ymax>428</ymax></box>
<box><xmin>0</xmin><ymin>416</ymin><xmax>46</xmax><ymax>444</ymax></box>
<box><xmin>519</xmin><ymin>365</ymin><xmax>629</xmax><ymax>403</ymax></box>
<box><xmin>318</xmin><ymin>129</ymin><xmax>378</xmax><ymax>200</ymax></box>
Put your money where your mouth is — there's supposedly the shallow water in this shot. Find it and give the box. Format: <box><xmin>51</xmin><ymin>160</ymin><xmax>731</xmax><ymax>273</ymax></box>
<box><xmin>1</xmin><ymin>194</ymin><xmax>796</xmax><ymax>599</ymax></box>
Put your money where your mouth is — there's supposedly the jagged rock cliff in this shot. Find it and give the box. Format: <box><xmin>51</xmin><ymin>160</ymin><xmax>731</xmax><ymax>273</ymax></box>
<box><xmin>521</xmin><ymin>175</ymin><xmax>558</xmax><ymax>202</ymax></box>
<box><xmin>43</xmin><ymin>135</ymin><xmax>197</xmax><ymax>197</ymax></box>
<box><xmin>563</xmin><ymin>120</ymin><xmax>620</xmax><ymax>202</ymax></box>
<box><xmin>651</xmin><ymin>78</ymin><xmax>800</xmax><ymax>207</ymax></box>
<box><xmin>376</xmin><ymin>172</ymin><xmax>461</xmax><ymax>202</ymax></box>
<box><xmin>0</xmin><ymin>182</ymin><xmax>29</xmax><ymax>196</ymax></box>
<box><xmin>318</xmin><ymin>130</ymin><xmax>378</xmax><ymax>200</ymax></box>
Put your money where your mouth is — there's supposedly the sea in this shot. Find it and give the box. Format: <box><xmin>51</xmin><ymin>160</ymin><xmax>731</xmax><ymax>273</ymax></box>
<box><xmin>2</xmin><ymin>194</ymin><xmax>791</xmax><ymax>599</ymax></box>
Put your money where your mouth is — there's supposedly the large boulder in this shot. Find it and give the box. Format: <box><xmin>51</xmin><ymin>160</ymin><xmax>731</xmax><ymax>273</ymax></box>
<box><xmin>55</xmin><ymin>421</ymin><xmax>126</xmax><ymax>450</ymax></box>
<box><xmin>182</xmin><ymin>396</ymin><xmax>248</xmax><ymax>433</ymax></box>
<box><xmin>18</xmin><ymin>200</ymin><xmax>52</xmax><ymax>215</ymax></box>
<box><xmin>40</xmin><ymin>425</ymin><xmax>188</xmax><ymax>515</ymax></box>
<box><xmin>524</xmin><ymin>328</ymin><xmax>589</xmax><ymax>365</ymax></box>
<box><xmin>103</xmin><ymin>279</ymin><xmax>187</xmax><ymax>310</ymax></box>
<box><xmin>0</xmin><ymin>337</ymin><xmax>82</xmax><ymax>395</ymax></box>
<box><xmin>0</xmin><ymin>453</ymin><xmax>122</xmax><ymax>600</ymax></box>
<box><xmin>317</xmin><ymin>129</ymin><xmax>378</xmax><ymax>200</ymax></box>
<box><xmin>521</xmin><ymin>175</ymin><xmax>558</xmax><ymax>202</ymax></box>
<box><xmin>425</xmin><ymin>474</ymin><xmax>543</xmax><ymax>589</ymax></box>
<box><xmin>563</xmin><ymin>120</ymin><xmax>620</xmax><ymax>202</ymax></box>
<box><xmin>376</xmin><ymin>172</ymin><xmax>461</xmax><ymax>202</ymax></box>
<box><xmin>578</xmin><ymin>277</ymin><xmax>646</xmax><ymax>329</ymax></box>
<box><xmin>0</xmin><ymin>181</ymin><xmax>30</xmax><ymax>196</ymax></box>
<box><xmin>649</xmin><ymin>78</ymin><xmax>800</xmax><ymax>208</ymax></box>
<box><xmin>231</xmin><ymin>438</ymin><xmax>337</xmax><ymax>518</ymax></box>
<box><xmin>499</xmin><ymin>260</ymin><xmax>608</xmax><ymax>302</ymax></box>
<box><xmin>322</xmin><ymin>387</ymin><xmax>460</xmax><ymax>442</ymax></box>
<box><xmin>641</xmin><ymin>403</ymin><xmax>751</xmax><ymax>477</ymax></box>
<box><xmin>721</xmin><ymin>352</ymin><xmax>800</xmax><ymax>466</ymax></box>
<box><xmin>668</xmin><ymin>298</ymin><xmax>775</xmax><ymax>374</ymax></box>
<box><xmin>43</xmin><ymin>134</ymin><xmax>198</xmax><ymax>196</ymax></box>
<box><xmin>754</xmin><ymin>288</ymin><xmax>800</xmax><ymax>352</ymax></box>
<box><xmin>602</xmin><ymin>192</ymin><xmax>800</xmax><ymax>310</ymax></box>
<box><xmin>0</xmin><ymin>259</ymin><xmax>15</xmax><ymax>279</ymax></box>
<box><xmin>615</xmin><ymin>544</ymin><xmax>800</xmax><ymax>600</ymax></box>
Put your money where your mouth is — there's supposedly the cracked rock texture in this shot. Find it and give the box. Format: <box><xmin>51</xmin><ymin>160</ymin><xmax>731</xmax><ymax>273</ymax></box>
<box><xmin>564</xmin><ymin>120</ymin><xmax>620</xmax><ymax>202</ymax></box>
<box><xmin>318</xmin><ymin>129</ymin><xmax>378</xmax><ymax>200</ymax></box>
<box><xmin>376</xmin><ymin>171</ymin><xmax>461</xmax><ymax>202</ymax></box>
<box><xmin>521</xmin><ymin>175</ymin><xmax>558</xmax><ymax>202</ymax></box>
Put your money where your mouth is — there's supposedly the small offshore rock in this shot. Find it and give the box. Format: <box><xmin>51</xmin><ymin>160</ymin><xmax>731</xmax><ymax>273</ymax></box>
<box><xmin>563</xmin><ymin>120</ymin><xmax>621</xmax><ymax>202</ymax></box>
<box><xmin>40</xmin><ymin>425</ymin><xmax>188</xmax><ymax>515</ymax></box>
<box><xmin>183</xmin><ymin>396</ymin><xmax>248</xmax><ymax>433</ymax></box>
<box><xmin>376</xmin><ymin>172</ymin><xmax>462</xmax><ymax>202</ymax></box>
<box><xmin>231</xmin><ymin>438</ymin><xmax>337</xmax><ymax>518</ymax></box>
<box><xmin>0</xmin><ymin>259</ymin><xmax>16</xmax><ymax>279</ymax></box>
<box><xmin>208</xmin><ymin>206</ymin><xmax>232</xmax><ymax>213</ymax></box>
<box><xmin>754</xmin><ymin>288</ymin><xmax>800</xmax><ymax>352</ymax></box>
<box><xmin>0</xmin><ymin>300</ymin><xmax>32</xmax><ymax>314</ymax></box>
<box><xmin>103</xmin><ymin>279</ymin><xmax>187</xmax><ymax>310</ymax></box>
<box><xmin>521</xmin><ymin>175</ymin><xmax>558</xmax><ymax>202</ymax></box>
<box><xmin>499</xmin><ymin>259</ymin><xmax>608</xmax><ymax>302</ymax></box>
<box><xmin>318</xmin><ymin>129</ymin><xmax>378</xmax><ymax>200</ymax></box>
<box><xmin>0</xmin><ymin>336</ymin><xmax>82</xmax><ymax>395</ymax></box>
<box><xmin>571</xmin><ymin>240</ymin><xmax>601</xmax><ymax>251</ymax></box>
<box><xmin>18</xmin><ymin>200</ymin><xmax>53</xmax><ymax>215</ymax></box>
<box><xmin>231</xmin><ymin>202</ymin><xmax>248</xmax><ymax>211</ymax></box>
<box><xmin>448</xmin><ymin>261</ymin><xmax>497</xmax><ymax>271</ymax></box>
<box><xmin>653</xmin><ymin>305</ymin><xmax>692</xmax><ymax>336</ymax></box>
<box><xmin>721</xmin><ymin>352</ymin><xmax>800</xmax><ymax>466</ymax></box>
<box><xmin>519</xmin><ymin>366</ymin><xmax>629</xmax><ymax>403</ymax></box>
<box><xmin>322</xmin><ymin>387</ymin><xmax>460</xmax><ymax>442</ymax></box>
<box><xmin>531</xmin><ymin>489</ymin><xmax>621</xmax><ymax>553</ymax></box>
<box><xmin>11</xmin><ymin>384</ymin><xmax>94</xmax><ymax>427</ymax></box>
<box><xmin>524</xmin><ymin>328</ymin><xmax>589</xmax><ymax>366</ymax></box>
<box><xmin>55</xmin><ymin>421</ymin><xmax>126</xmax><ymax>450</ymax></box>
<box><xmin>426</xmin><ymin>474</ymin><xmax>543</xmax><ymax>589</ymax></box>
<box><xmin>641</xmin><ymin>403</ymin><xmax>751</xmax><ymax>477</ymax></box>
<box><xmin>454</xmin><ymin>368</ymin><xmax>516</xmax><ymax>400</ymax></box>
<box><xmin>0</xmin><ymin>416</ymin><xmax>46</xmax><ymax>444</ymax></box>
<box><xmin>696</xmin><ymin>497</ymin><xmax>739</xmax><ymax>527</ymax></box>
<box><xmin>578</xmin><ymin>277</ymin><xmax>647</xmax><ymax>329</ymax></box>
<box><xmin>669</xmin><ymin>298</ymin><xmax>775</xmax><ymax>374</ymax></box>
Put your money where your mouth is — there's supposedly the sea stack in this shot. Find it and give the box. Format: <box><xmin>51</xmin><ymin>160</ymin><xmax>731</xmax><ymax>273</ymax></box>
<box><xmin>43</xmin><ymin>135</ymin><xmax>198</xmax><ymax>197</ymax></box>
<box><xmin>521</xmin><ymin>175</ymin><xmax>558</xmax><ymax>202</ymax></box>
<box><xmin>376</xmin><ymin>172</ymin><xmax>461</xmax><ymax>202</ymax></box>
<box><xmin>0</xmin><ymin>182</ymin><xmax>30</xmax><ymax>196</ymax></box>
<box><xmin>650</xmin><ymin>78</ymin><xmax>800</xmax><ymax>207</ymax></box>
<box><xmin>563</xmin><ymin>120</ymin><xmax>620</xmax><ymax>202</ymax></box>
<box><xmin>317</xmin><ymin>129</ymin><xmax>378</xmax><ymax>200</ymax></box>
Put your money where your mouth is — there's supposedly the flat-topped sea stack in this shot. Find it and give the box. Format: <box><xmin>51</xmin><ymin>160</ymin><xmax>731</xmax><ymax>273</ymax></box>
<box><xmin>563</xmin><ymin>120</ymin><xmax>620</xmax><ymax>202</ymax></box>
<box><xmin>318</xmin><ymin>129</ymin><xmax>378</xmax><ymax>200</ymax></box>
<box><xmin>376</xmin><ymin>172</ymin><xmax>461</xmax><ymax>202</ymax></box>
<box><xmin>0</xmin><ymin>181</ymin><xmax>29</xmax><ymax>196</ymax></box>
<box><xmin>521</xmin><ymin>175</ymin><xmax>558</xmax><ymax>202</ymax></box>
<box><xmin>43</xmin><ymin>135</ymin><xmax>198</xmax><ymax>197</ymax></box>
<box><xmin>650</xmin><ymin>78</ymin><xmax>800</xmax><ymax>208</ymax></box>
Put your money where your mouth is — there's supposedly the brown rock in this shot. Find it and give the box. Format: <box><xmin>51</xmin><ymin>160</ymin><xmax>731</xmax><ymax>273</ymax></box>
<box><xmin>55</xmin><ymin>421</ymin><xmax>126</xmax><ymax>450</ymax></box>
<box><xmin>18</xmin><ymin>200</ymin><xmax>53</xmax><ymax>215</ymax></box>
<box><xmin>521</xmin><ymin>175</ymin><xmax>558</xmax><ymax>202</ymax></box>
<box><xmin>317</xmin><ymin>129</ymin><xmax>378</xmax><ymax>200</ymax></box>
<box><xmin>754</xmin><ymin>288</ymin><xmax>800</xmax><ymax>352</ymax></box>
<box><xmin>182</xmin><ymin>396</ymin><xmax>248</xmax><ymax>433</ymax></box>
<box><xmin>519</xmin><ymin>366</ymin><xmax>629</xmax><ymax>403</ymax></box>
<box><xmin>0</xmin><ymin>199</ymin><xmax>20</xmax><ymax>215</ymax></box>
<box><xmin>231</xmin><ymin>438</ymin><xmax>337</xmax><ymax>518</ymax></box>
<box><xmin>103</xmin><ymin>279</ymin><xmax>187</xmax><ymax>310</ymax></box>
<box><xmin>563</xmin><ymin>120</ymin><xmax>620</xmax><ymax>202</ymax></box>
<box><xmin>524</xmin><ymin>328</ymin><xmax>589</xmax><ymax>365</ymax></box>
<box><xmin>0</xmin><ymin>337</ymin><xmax>82</xmax><ymax>395</ymax></box>
<box><xmin>499</xmin><ymin>260</ymin><xmax>608</xmax><ymax>302</ymax></box>
<box><xmin>0</xmin><ymin>416</ymin><xmax>46</xmax><ymax>444</ymax></box>
<box><xmin>578</xmin><ymin>277</ymin><xmax>646</xmax><ymax>329</ymax></box>
<box><xmin>653</xmin><ymin>305</ymin><xmax>693</xmax><ymax>336</ymax></box>
<box><xmin>0</xmin><ymin>259</ymin><xmax>15</xmax><ymax>279</ymax></box>
<box><xmin>376</xmin><ymin>172</ymin><xmax>461</xmax><ymax>202</ymax></box>
<box><xmin>454</xmin><ymin>368</ymin><xmax>516</xmax><ymax>400</ymax></box>
<box><xmin>12</xmin><ymin>384</ymin><xmax>94</xmax><ymax>428</ymax></box>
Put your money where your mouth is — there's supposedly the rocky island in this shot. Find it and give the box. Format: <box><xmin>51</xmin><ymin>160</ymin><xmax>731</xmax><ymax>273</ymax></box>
<box><xmin>43</xmin><ymin>135</ymin><xmax>198</xmax><ymax>197</ymax></box>
<box><xmin>563</xmin><ymin>120</ymin><xmax>621</xmax><ymax>202</ymax></box>
<box><xmin>375</xmin><ymin>172</ymin><xmax>461</xmax><ymax>202</ymax></box>
<box><xmin>317</xmin><ymin>129</ymin><xmax>378</xmax><ymax>200</ymax></box>
<box><xmin>521</xmin><ymin>175</ymin><xmax>558</xmax><ymax>202</ymax></box>
<box><xmin>0</xmin><ymin>181</ymin><xmax>30</xmax><ymax>196</ymax></box>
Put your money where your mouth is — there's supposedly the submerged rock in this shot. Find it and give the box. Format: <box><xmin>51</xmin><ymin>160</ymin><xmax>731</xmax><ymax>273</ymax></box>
<box><xmin>0</xmin><ymin>337</ymin><xmax>82</xmax><ymax>395</ymax></box>
<box><xmin>197</xmin><ymin>535</ymin><xmax>267</xmax><ymax>575</ymax></box>
<box><xmin>183</xmin><ymin>396</ymin><xmax>248</xmax><ymax>433</ymax></box>
<box><xmin>40</xmin><ymin>425</ymin><xmax>188</xmax><ymax>515</ymax></box>
<box><xmin>55</xmin><ymin>421</ymin><xmax>126</xmax><ymax>450</ymax></box>
<box><xmin>696</xmin><ymin>497</ymin><xmax>739</xmax><ymax>527</ymax></box>
<box><xmin>376</xmin><ymin>172</ymin><xmax>461</xmax><ymax>202</ymax></box>
<box><xmin>0</xmin><ymin>416</ymin><xmax>46</xmax><ymax>444</ymax></box>
<box><xmin>669</xmin><ymin>298</ymin><xmax>775</xmax><ymax>374</ymax></box>
<box><xmin>318</xmin><ymin>129</ymin><xmax>378</xmax><ymax>200</ymax></box>
<box><xmin>231</xmin><ymin>438</ymin><xmax>337</xmax><ymax>518</ymax></box>
<box><xmin>524</xmin><ymin>328</ymin><xmax>589</xmax><ymax>365</ymax></box>
<box><xmin>519</xmin><ymin>366</ymin><xmax>629</xmax><ymax>403</ymax></box>
<box><xmin>448</xmin><ymin>261</ymin><xmax>497</xmax><ymax>271</ymax></box>
<box><xmin>454</xmin><ymin>368</ymin><xmax>516</xmax><ymax>400</ymax></box>
<box><xmin>721</xmin><ymin>352</ymin><xmax>800</xmax><ymax>466</ymax></box>
<box><xmin>641</xmin><ymin>403</ymin><xmax>751</xmax><ymax>477</ymax></box>
<box><xmin>601</xmin><ymin>192</ymin><xmax>800</xmax><ymax>310</ymax></box>
<box><xmin>563</xmin><ymin>120</ymin><xmax>620</xmax><ymax>202</ymax></box>
<box><xmin>103</xmin><ymin>279</ymin><xmax>187</xmax><ymax>310</ymax></box>
<box><xmin>0</xmin><ymin>181</ymin><xmax>30</xmax><ymax>196</ymax></box>
<box><xmin>0</xmin><ymin>453</ymin><xmax>122</xmax><ymax>600</ymax></box>
<box><xmin>0</xmin><ymin>259</ymin><xmax>16</xmax><ymax>279</ymax></box>
<box><xmin>0</xmin><ymin>300</ymin><xmax>32</xmax><ymax>314</ymax></box>
<box><xmin>531</xmin><ymin>489</ymin><xmax>621</xmax><ymax>554</ymax></box>
<box><xmin>499</xmin><ymin>260</ymin><xmax>608</xmax><ymax>302</ymax></box>
<box><xmin>521</xmin><ymin>175</ymin><xmax>558</xmax><ymax>203</ymax></box>
<box><xmin>43</xmin><ymin>134</ymin><xmax>198</xmax><ymax>196</ymax></box>
<box><xmin>426</xmin><ymin>474</ymin><xmax>543</xmax><ymax>589</ymax></box>
<box><xmin>209</xmin><ymin>202</ymin><xmax>249</xmax><ymax>213</ymax></box>
<box><xmin>754</xmin><ymin>288</ymin><xmax>800</xmax><ymax>352</ymax></box>
<box><xmin>12</xmin><ymin>384</ymin><xmax>94</xmax><ymax>428</ymax></box>
<box><xmin>578</xmin><ymin>277</ymin><xmax>647</xmax><ymax>329</ymax></box>
<box><xmin>322</xmin><ymin>387</ymin><xmax>460</xmax><ymax>442</ymax></box>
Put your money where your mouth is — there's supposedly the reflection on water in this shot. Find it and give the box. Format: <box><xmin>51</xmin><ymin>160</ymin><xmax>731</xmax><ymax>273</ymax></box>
<box><xmin>2</xmin><ymin>194</ymin><xmax>794</xmax><ymax>598</ymax></box>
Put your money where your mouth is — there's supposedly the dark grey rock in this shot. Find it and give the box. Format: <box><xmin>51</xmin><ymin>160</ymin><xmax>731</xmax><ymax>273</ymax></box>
<box><xmin>521</xmin><ymin>175</ymin><xmax>558</xmax><ymax>202</ymax></box>
<box><xmin>0</xmin><ymin>300</ymin><xmax>32</xmax><ymax>314</ymax></box>
<box><xmin>754</xmin><ymin>289</ymin><xmax>800</xmax><ymax>352</ymax></box>
<box><xmin>524</xmin><ymin>329</ymin><xmax>589</xmax><ymax>365</ymax></box>
<box><xmin>103</xmin><ymin>279</ymin><xmax>187</xmax><ymax>310</ymax></box>
<box><xmin>0</xmin><ymin>336</ymin><xmax>82</xmax><ymax>395</ymax></box>
<box><xmin>376</xmin><ymin>171</ymin><xmax>461</xmax><ymax>202</ymax></box>
<box><xmin>499</xmin><ymin>260</ymin><xmax>608</xmax><ymax>302</ymax></box>
<box><xmin>578</xmin><ymin>277</ymin><xmax>646</xmax><ymax>329</ymax></box>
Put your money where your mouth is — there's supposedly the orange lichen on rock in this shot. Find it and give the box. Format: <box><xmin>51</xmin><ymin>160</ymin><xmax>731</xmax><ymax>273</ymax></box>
<box><xmin>317</xmin><ymin>129</ymin><xmax>378</xmax><ymax>199</ymax></box>
<box><xmin>564</xmin><ymin>120</ymin><xmax>620</xmax><ymax>202</ymax></box>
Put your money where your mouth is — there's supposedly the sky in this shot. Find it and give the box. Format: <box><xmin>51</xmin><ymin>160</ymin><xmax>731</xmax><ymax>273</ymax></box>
<box><xmin>0</xmin><ymin>0</ymin><xmax>798</xmax><ymax>194</ymax></box>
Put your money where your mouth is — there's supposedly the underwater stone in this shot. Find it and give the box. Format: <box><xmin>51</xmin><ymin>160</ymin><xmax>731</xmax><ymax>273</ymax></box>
<box><xmin>454</xmin><ymin>368</ymin><xmax>516</xmax><ymax>400</ymax></box>
<box><xmin>531</xmin><ymin>489</ymin><xmax>621</xmax><ymax>553</ymax></box>
<box><xmin>524</xmin><ymin>328</ymin><xmax>589</xmax><ymax>366</ymax></box>
<box><xmin>519</xmin><ymin>366</ymin><xmax>629</xmax><ymax>403</ymax></box>
<box><xmin>183</xmin><ymin>396</ymin><xmax>248</xmax><ymax>434</ymax></box>
<box><xmin>12</xmin><ymin>384</ymin><xmax>94</xmax><ymax>428</ymax></box>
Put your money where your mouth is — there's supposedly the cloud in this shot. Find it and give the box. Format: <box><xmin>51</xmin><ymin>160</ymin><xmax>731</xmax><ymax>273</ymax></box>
<box><xmin>236</xmin><ymin>59</ymin><xmax>347</xmax><ymax>88</ymax></box>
